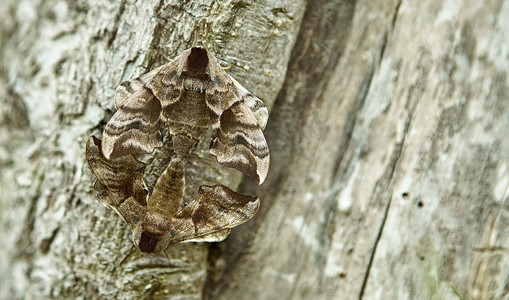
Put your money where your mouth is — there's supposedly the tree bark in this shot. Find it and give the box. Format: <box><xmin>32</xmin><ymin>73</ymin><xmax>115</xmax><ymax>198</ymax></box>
<box><xmin>1</xmin><ymin>0</ymin><xmax>508</xmax><ymax>299</ymax></box>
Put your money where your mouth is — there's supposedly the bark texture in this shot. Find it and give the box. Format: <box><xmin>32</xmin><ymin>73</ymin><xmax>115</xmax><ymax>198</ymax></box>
<box><xmin>1</xmin><ymin>0</ymin><xmax>508</xmax><ymax>299</ymax></box>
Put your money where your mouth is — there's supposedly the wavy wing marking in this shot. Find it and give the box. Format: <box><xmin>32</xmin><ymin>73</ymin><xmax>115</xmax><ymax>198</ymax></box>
<box><xmin>102</xmin><ymin>87</ymin><xmax>163</xmax><ymax>159</ymax></box>
<box><xmin>210</xmin><ymin>101</ymin><xmax>270</xmax><ymax>184</ymax></box>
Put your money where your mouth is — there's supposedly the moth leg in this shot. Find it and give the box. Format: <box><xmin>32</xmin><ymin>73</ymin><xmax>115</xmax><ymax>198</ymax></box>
<box><xmin>140</xmin><ymin>177</ymin><xmax>150</xmax><ymax>199</ymax></box>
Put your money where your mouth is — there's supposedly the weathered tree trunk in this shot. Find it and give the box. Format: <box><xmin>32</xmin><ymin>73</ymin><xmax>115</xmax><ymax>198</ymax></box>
<box><xmin>1</xmin><ymin>0</ymin><xmax>508</xmax><ymax>299</ymax></box>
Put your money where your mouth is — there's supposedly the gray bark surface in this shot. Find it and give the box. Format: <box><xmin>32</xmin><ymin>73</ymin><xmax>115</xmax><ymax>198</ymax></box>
<box><xmin>1</xmin><ymin>0</ymin><xmax>508</xmax><ymax>299</ymax></box>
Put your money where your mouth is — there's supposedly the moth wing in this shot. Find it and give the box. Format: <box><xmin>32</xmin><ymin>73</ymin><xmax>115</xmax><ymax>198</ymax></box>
<box><xmin>165</xmin><ymin>185</ymin><xmax>259</xmax><ymax>244</ymax></box>
<box><xmin>114</xmin><ymin>65</ymin><xmax>164</xmax><ymax>109</ymax></box>
<box><xmin>229</xmin><ymin>75</ymin><xmax>269</xmax><ymax>130</ymax></box>
<box><xmin>209</xmin><ymin>101</ymin><xmax>270</xmax><ymax>184</ymax></box>
<box><xmin>206</xmin><ymin>70</ymin><xmax>270</xmax><ymax>184</ymax></box>
<box><xmin>102</xmin><ymin>86</ymin><xmax>163</xmax><ymax>159</ymax></box>
<box><xmin>180</xmin><ymin>229</ymin><xmax>231</xmax><ymax>243</ymax></box>
<box><xmin>145</xmin><ymin>57</ymin><xmax>184</xmax><ymax>108</ymax></box>
<box><xmin>105</xmin><ymin>56</ymin><xmax>188</xmax><ymax>159</ymax></box>
<box><xmin>85</xmin><ymin>136</ymin><xmax>147</xmax><ymax>220</ymax></box>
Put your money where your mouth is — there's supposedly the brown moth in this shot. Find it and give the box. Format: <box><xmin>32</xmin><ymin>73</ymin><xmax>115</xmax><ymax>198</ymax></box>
<box><xmin>86</xmin><ymin>47</ymin><xmax>269</xmax><ymax>252</ymax></box>
<box><xmin>86</xmin><ymin>136</ymin><xmax>260</xmax><ymax>253</ymax></box>
<box><xmin>102</xmin><ymin>46</ymin><xmax>270</xmax><ymax>184</ymax></box>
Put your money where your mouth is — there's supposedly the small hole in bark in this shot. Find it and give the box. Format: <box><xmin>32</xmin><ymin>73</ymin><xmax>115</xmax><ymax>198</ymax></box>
<box><xmin>402</xmin><ymin>192</ymin><xmax>410</xmax><ymax>199</ymax></box>
<box><xmin>339</xmin><ymin>272</ymin><xmax>346</xmax><ymax>279</ymax></box>
<box><xmin>417</xmin><ymin>201</ymin><xmax>424</xmax><ymax>208</ymax></box>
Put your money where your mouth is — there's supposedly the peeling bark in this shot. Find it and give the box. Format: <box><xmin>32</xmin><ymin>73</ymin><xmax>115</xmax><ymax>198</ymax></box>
<box><xmin>1</xmin><ymin>0</ymin><xmax>508</xmax><ymax>299</ymax></box>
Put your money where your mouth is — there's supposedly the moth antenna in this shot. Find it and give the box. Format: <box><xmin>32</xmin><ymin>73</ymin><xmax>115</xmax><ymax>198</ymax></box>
<box><xmin>192</xmin><ymin>19</ymin><xmax>211</xmax><ymax>49</ymax></box>
<box><xmin>192</xmin><ymin>22</ymin><xmax>200</xmax><ymax>47</ymax></box>
<box><xmin>163</xmin><ymin>250</ymin><xmax>171</xmax><ymax>264</ymax></box>
<box><xmin>223</xmin><ymin>60</ymin><xmax>237</xmax><ymax>71</ymax></box>
<box><xmin>204</xmin><ymin>21</ymin><xmax>210</xmax><ymax>49</ymax></box>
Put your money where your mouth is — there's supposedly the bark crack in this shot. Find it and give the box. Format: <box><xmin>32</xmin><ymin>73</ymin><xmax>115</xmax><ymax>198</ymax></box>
<box><xmin>107</xmin><ymin>0</ymin><xmax>127</xmax><ymax>48</ymax></box>
<box><xmin>359</xmin><ymin>109</ymin><xmax>415</xmax><ymax>299</ymax></box>
<box><xmin>391</xmin><ymin>0</ymin><xmax>403</xmax><ymax>30</ymax></box>
<box><xmin>379</xmin><ymin>0</ymin><xmax>401</xmax><ymax>72</ymax></box>
<box><xmin>329</xmin><ymin>62</ymin><xmax>375</xmax><ymax>184</ymax></box>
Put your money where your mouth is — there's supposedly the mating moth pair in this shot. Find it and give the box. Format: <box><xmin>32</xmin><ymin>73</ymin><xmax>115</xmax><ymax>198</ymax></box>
<box><xmin>86</xmin><ymin>47</ymin><xmax>269</xmax><ymax>253</ymax></box>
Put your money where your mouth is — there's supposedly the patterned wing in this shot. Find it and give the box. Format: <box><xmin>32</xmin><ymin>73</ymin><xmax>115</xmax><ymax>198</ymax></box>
<box><xmin>165</xmin><ymin>184</ymin><xmax>259</xmax><ymax>244</ymax></box>
<box><xmin>114</xmin><ymin>65</ymin><xmax>164</xmax><ymax>109</ymax></box>
<box><xmin>102</xmin><ymin>85</ymin><xmax>164</xmax><ymax>159</ymax></box>
<box><xmin>206</xmin><ymin>72</ymin><xmax>270</xmax><ymax>184</ymax></box>
<box><xmin>229</xmin><ymin>75</ymin><xmax>269</xmax><ymax>130</ymax></box>
<box><xmin>102</xmin><ymin>56</ymin><xmax>186</xmax><ymax>160</ymax></box>
<box><xmin>85</xmin><ymin>136</ymin><xmax>147</xmax><ymax>220</ymax></box>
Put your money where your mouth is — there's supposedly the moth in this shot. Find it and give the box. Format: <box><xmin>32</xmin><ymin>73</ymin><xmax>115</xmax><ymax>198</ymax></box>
<box><xmin>86</xmin><ymin>46</ymin><xmax>270</xmax><ymax>252</ymax></box>
<box><xmin>86</xmin><ymin>136</ymin><xmax>260</xmax><ymax>253</ymax></box>
<box><xmin>102</xmin><ymin>46</ymin><xmax>270</xmax><ymax>184</ymax></box>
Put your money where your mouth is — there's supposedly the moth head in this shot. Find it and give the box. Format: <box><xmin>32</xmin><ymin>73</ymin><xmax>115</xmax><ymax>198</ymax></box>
<box><xmin>135</xmin><ymin>230</ymin><xmax>169</xmax><ymax>253</ymax></box>
<box><xmin>185</xmin><ymin>47</ymin><xmax>209</xmax><ymax>76</ymax></box>
<box><xmin>131</xmin><ymin>212</ymin><xmax>172</xmax><ymax>253</ymax></box>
